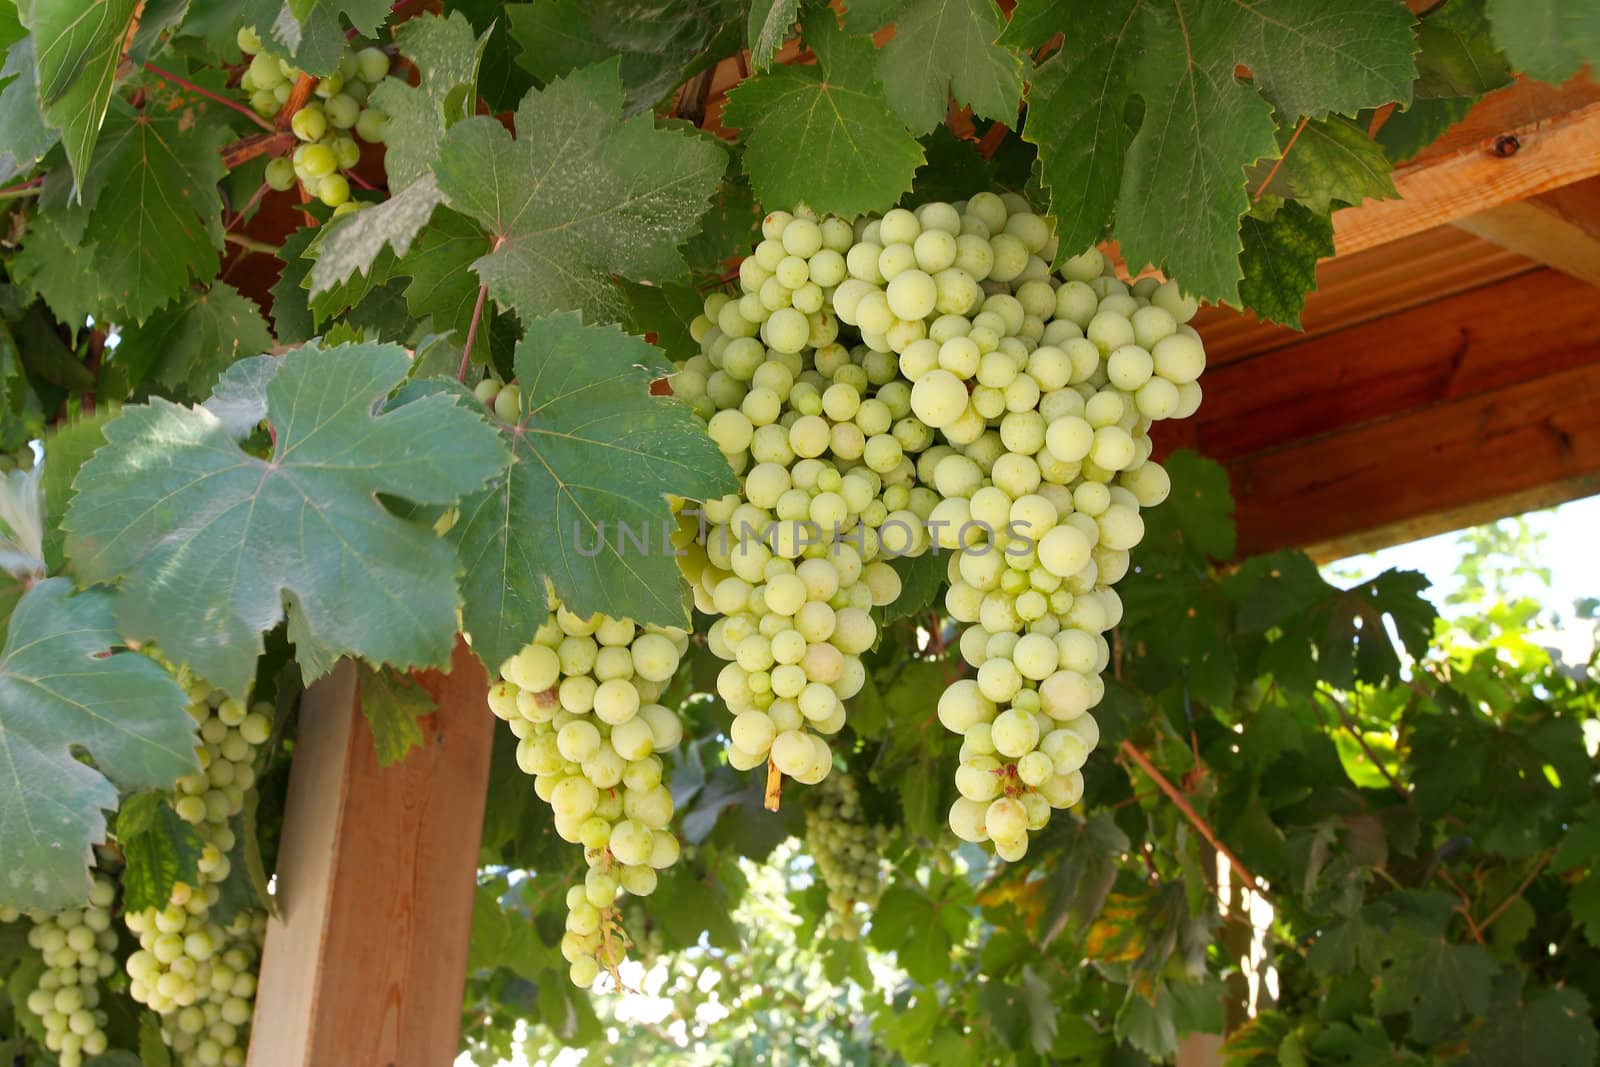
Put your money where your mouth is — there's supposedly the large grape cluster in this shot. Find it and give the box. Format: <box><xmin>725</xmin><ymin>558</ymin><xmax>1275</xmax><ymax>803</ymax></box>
<box><xmin>124</xmin><ymin>668</ymin><xmax>271</xmax><ymax>1066</ymax></box>
<box><xmin>480</xmin><ymin>564</ymin><xmax>690</xmax><ymax>988</ymax></box>
<box><xmin>680</xmin><ymin>193</ymin><xmax>1205</xmax><ymax>859</ymax></box>
<box><xmin>9</xmin><ymin>876</ymin><xmax>118</xmax><ymax>1067</ymax></box>
<box><xmin>236</xmin><ymin>27</ymin><xmax>392</xmax><ymax>212</ymax></box>
<box><xmin>803</xmin><ymin>774</ymin><xmax>889</xmax><ymax>939</ymax></box>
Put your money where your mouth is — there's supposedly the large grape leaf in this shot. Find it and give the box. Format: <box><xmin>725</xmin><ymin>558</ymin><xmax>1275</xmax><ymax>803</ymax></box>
<box><xmin>46</xmin><ymin>106</ymin><xmax>229</xmax><ymax>323</ymax></box>
<box><xmin>1487</xmin><ymin>0</ymin><xmax>1600</xmax><ymax>85</ymax></box>
<box><xmin>307</xmin><ymin>174</ymin><xmax>447</xmax><ymax>298</ymax></box>
<box><xmin>19</xmin><ymin>0</ymin><xmax>139</xmax><ymax>192</ymax></box>
<box><xmin>449</xmin><ymin>313</ymin><xmax>735</xmax><ymax>673</ymax></box>
<box><xmin>508</xmin><ymin>0</ymin><xmax>739</xmax><ymax>117</ymax></box>
<box><xmin>723</xmin><ymin>10</ymin><xmax>924</xmax><ymax>217</ymax></box>
<box><xmin>63</xmin><ymin>343</ymin><xmax>509</xmax><ymax>698</ymax></box>
<box><xmin>399</xmin><ymin>207</ymin><xmax>496</xmax><ymax>339</ymax></box>
<box><xmin>1253</xmin><ymin>116</ymin><xmax>1399</xmax><ymax>214</ymax></box>
<box><xmin>9</xmin><ymin>214</ymin><xmax>113</xmax><ymax>331</ymax></box>
<box><xmin>372</xmin><ymin>12</ymin><xmax>490</xmax><ymax>192</ymax></box>
<box><xmin>1461</xmin><ymin>986</ymin><xmax>1597</xmax><ymax>1067</ymax></box>
<box><xmin>432</xmin><ymin>60</ymin><xmax>725</xmax><ymax>327</ymax></box>
<box><xmin>114</xmin><ymin>283</ymin><xmax>274</xmax><ymax>399</ymax></box>
<box><xmin>1009</xmin><ymin>0</ymin><xmax>1417</xmax><ymax>304</ymax></box>
<box><xmin>0</xmin><ymin>39</ymin><xmax>58</xmax><ymax>183</ymax></box>
<box><xmin>841</xmin><ymin>0</ymin><xmax>1023</xmax><ymax>134</ymax></box>
<box><xmin>0</xmin><ymin>578</ymin><xmax>197</xmax><ymax>911</ymax></box>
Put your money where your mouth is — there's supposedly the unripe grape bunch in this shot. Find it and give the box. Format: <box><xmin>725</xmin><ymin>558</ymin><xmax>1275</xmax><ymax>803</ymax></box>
<box><xmin>468</xmin><ymin>480</ymin><xmax>691</xmax><ymax>989</ymax></box>
<box><xmin>676</xmin><ymin>192</ymin><xmax>1206</xmax><ymax>861</ymax></box>
<box><xmin>236</xmin><ymin>26</ymin><xmax>392</xmax><ymax>213</ymax></box>
<box><xmin>10</xmin><ymin>875</ymin><xmax>119</xmax><ymax>1067</ymax></box>
<box><xmin>803</xmin><ymin>773</ymin><xmax>889</xmax><ymax>939</ymax></box>
<box><xmin>123</xmin><ymin>663</ymin><xmax>272</xmax><ymax>1067</ymax></box>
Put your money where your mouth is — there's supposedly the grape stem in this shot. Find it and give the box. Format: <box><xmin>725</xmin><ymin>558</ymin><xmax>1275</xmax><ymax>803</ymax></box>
<box><xmin>457</xmin><ymin>236</ymin><xmax>505</xmax><ymax>381</ymax></box>
<box><xmin>1117</xmin><ymin>739</ymin><xmax>1269</xmax><ymax>903</ymax></box>
<box><xmin>0</xmin><ymin>177</ymin><xmax>43</xmax><ymax>201</ymax></box>
<box><xmin>764</xmin><ymin>758</ymin><xmax>782</xmax><ymax>812</ymax></box>
<box><xmin>224</xmin><ymin>232</ymin><xmax>280</xmax><ymax>255</ymax></box>
<box><xmin>143</xmin><ymin>64</ymin><xmax>275</xmax><ymax>132</ymax></box>
<box><xmin>1252</xmin><ymin>115</ymin><xmax>1310</xmax><ymax>201</ymax></box>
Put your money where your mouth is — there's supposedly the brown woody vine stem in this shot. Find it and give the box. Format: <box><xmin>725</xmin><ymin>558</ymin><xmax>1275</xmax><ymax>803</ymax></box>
<box><xmin>1315</xmin><ymin>686</ymin><xmax>1407</xmax><ymax>797</ymax></box>
<box><xmin>144</xmin><ymin>63</ymin><xmax>275</xmax><ymax>131</ymax></box>
<box><xmin>1117</xmin><ymin>739</ymin><xmax>1269</xmax><ymax>901</ymax></box>
<box><xmin>457</xmin><ymin>237</ymin><xmax>504</xmax><ymax>382</ymax></box>
<box><xmin>1478</xmin><ymin>849</ymin><xmax>1554</xmax><ymax>935</ymax></box>
<box><xmin>276</xmin><ymin>73</ymin><xmax>318</xmax><ymax>131</ymax></box>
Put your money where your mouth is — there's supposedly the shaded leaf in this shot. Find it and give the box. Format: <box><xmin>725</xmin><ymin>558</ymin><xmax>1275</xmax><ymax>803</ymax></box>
<box><xmin>115</xmin><ymin>791</ymin><xmax>204</xmax><ymax>913</ymax></box>
<box><xmin>114</xmin><ymin>283</ymin><xmax>274</xmax><ymax>399</ymax></box>
<box><xmin>1237</xmin><ymin>199</ymin><xmax>1334</xmax><ymax>329</ymax></box>
<box><xmin>357</xmin><ymin>662</ymin><xmax>434</xmax><ymax>767</ymax></box>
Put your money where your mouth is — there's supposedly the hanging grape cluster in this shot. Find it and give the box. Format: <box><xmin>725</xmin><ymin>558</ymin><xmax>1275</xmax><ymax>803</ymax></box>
<box><xmin>6</xmin><ymin>876</ymin><xmax>119</xmax><ymax>1067</ymax></box>
<box><xmin>803</xmin><ymin>774</ymin><xmax>889</xmax><ymax>940</ymax></box>
<box><xmin>124</xmin><ymin>668</ymin><xmax>272</xmax><ymax>1066</ymax></box>
<box><xmin>468</xmin><ymin>460</ymin><xmax>692</xmax><ymax>985</ymax></box>
<box><xmin>677</xmin><ymin>193</ymin><xmax>1205</xmax><ymax>860</ymax></box>
<box><xmin>236</xmin><ymin>27</ymin><xmax>391</xmax><ymax>212</ymax></box>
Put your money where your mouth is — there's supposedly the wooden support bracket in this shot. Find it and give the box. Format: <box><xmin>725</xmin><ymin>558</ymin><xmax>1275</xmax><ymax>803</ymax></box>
<box><xmin>247</xmin><ymin>640</ymin><xmax>493</xmax><ymax>1067</ymax></box>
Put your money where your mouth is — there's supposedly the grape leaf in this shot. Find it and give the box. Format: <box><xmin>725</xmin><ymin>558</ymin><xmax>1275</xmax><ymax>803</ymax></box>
<box><xmin>449</xmin><ymin>313</ymin><xmax>735</xmax><ymax>673</ymax></box>
<box><xmin>1011</xmin><ymin>0</ymin><xmax>1416</xmax><ymax>304</ymax></box>
<box><xmin>398</xmin><ymin>207</ymin><xmax>494</xmax><ymax>339</ymax></box>
<box><xmin>115</xmin><ymin>791</ymin><xmax>204</xmax><ymax>914</ymax></box>
<box><xmin>723</xmin><ymin>10</ymin><xmax>924</xmax><ymax>217</ymax></box>
<box><xmin>70</xmin><ymin>106</ymin><xmax>228</xmax><ymax>323</ymax></box>
<box><xmin>20</xmin><ymin>0</ymin><xmax>139</xmax><ymax>192</ymax></box>
<box><xmin>269</xmin><ymin>227</ymin><xmax>317</xmax><ymax>343</ymax></box>
<box><xmin>432</xmin><ymin>60</ymin><xmax>725</xmax><ymax>326</ymax></box>
<box><xmin>1376</xmin><ymin>95</ymin><xmax>1476</xmax><ymax>163</ymax></box>
<box><xmin>1414</xmin><ymin>0</ymin><xmax>1512</xmax><ymax>98</ymax></box>
<box><xmin>1237</xmin><ymin>199</ymin><xmax>1334</xmax><ymax>328</ymax></box>
<box><xmin>114</xmin><ymin>283</ymin><xmax>274</xmax><ymax>399</ymax></box>
<box><xmin>371</xmin><ymin>12</ymin><xmax>490</xmax><ymax>192</ymax></box>
<box><xmin>356</xmin><ymin>662</ymin><xmax>434</xmax><ymax>767</ymax></box>
<box><xmin>748</xmin><ymin>0</ymin><xmax>799</xmax><ymax>70</ymax></box>
<box><xmin>64</xmin><ymin>343</ymin><xmax>510</xmax><ymax>698</ymax></box>
<box><xmin>286</xmin><ymin>0</ymin><xmax>391</xmax><ymax>38</ymax></box>
<box><xmin>10</xmin><ymin>214</ymin><xmax>113</xmax><ymax>331</ymax></box>
<box><xmin>40</xmin><ymin>411</ymin><xmax>110</xmax><ymax>573</ymax></box>
<box><xmin>1461</xmin><ymin>986</ymin><xmax>1597</xmax><ymax>1067</ymax></box>
<box><xmin>235</xmin><ymin>0</ymin><xmax>346</xmax><ymax>76</ymax></box>
<box><xmin>0</xmin><ymin>578</ymin><xmax>198</xmax><ymax>911</ymax></box>
<box><xmin>307</xmin><ymin>174</ymin><xmax>447</xmax><ymax>297</ymax></box>
<box><xmin>508</xmin><ymin>0</ymin><xmax>738</xmax><ymax>116</ymax></box>
<box><xmin>1487</xmin><ymin>0</ymin><xmax>1600</xmax><ymax>86</ymax></box>
<box><xmin>0</xmin><ymin>39</ymin><xmax>58</xmax><ymax>183</ymax></box>
<box><xmin>841</xmin><ymin>0</ymin><xmax>1023</xmax><ymax>134</ymax></box>
<box><xmin>138</xmin><ymin>1013</ymin><xmax>173</xmax><ymax>1067</ymax></box>
<box><xmin>1261</xmin><ymin>116</ymin><xmax>1399</xmax><ymax>214</ymax></box>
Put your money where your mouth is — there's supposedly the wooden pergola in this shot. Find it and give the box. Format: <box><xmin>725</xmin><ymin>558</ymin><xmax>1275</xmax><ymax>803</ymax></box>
<box><xmin>240</xmin><ymin>70</ymin><xmax>1600</xmax><ymax>1066</ymax></box>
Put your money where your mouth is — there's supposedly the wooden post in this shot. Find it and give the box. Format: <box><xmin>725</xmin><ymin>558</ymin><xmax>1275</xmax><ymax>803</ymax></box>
<box><xmin>247</xmin><ymin>639</ymin><xmax>493</xmax><ymax>1067</ymax></box>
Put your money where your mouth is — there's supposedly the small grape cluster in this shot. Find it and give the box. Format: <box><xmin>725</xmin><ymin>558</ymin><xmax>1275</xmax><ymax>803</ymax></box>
<box><xmin>9</xmin><ymin>876</ymin><xmax>118</xmax><ymax>1067</ymax></box>
<box><xmin>681</xmin><ymin>192</ymin><xmax>1207</xmax><ymax>859</ymax></box>
<box><xmin>803</xmin><ymin>774</ymin><xmax>889</xmax><ymax>939</ymax></box>
<box><xmin>469</xmin><ymin>470</ymin><xmax>690</xmax><ymax>988</ymax></box>
<box><xmin>124</xmin><ymin>669</ymin><xmax>271</xmax><ymax>1066</ymax></box>
<box><xmin>236</xmin><ymin>27</ymin><xmax>391</xmax><ymax>212</ymax></box>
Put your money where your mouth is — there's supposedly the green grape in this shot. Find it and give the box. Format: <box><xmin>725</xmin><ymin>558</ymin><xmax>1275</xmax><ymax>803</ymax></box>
<box><xmin>295</xmin><ymin>143</ymin><xmax>337</xmax><ymax>179</ymax></box>
<box><xmin>324</xmin><ymin>93</ymin><xmax>359</xmax><ymax>130</ymax></box>
<box><xmin>289</xmin><ymin>105</ymin><xmax>327</xmax><ymax>142</ymax></box>
<box><xmin>264</xmin><ymin>157</ymin><xmax>296</xmax><ymax>192</ymax></box>
<box><xmin>354</xmin><ymin>46</ymin><xmax>389</xmax><ymax>83</ymax></box>
<box><xmin>314</xmin><ymin>173</ymin><xmax>350</xmax><ymax>208</ymax></box>
<box><xmin>353</xmin><ymin>107</ymin><xmax>388</xmax><ymax>144</ymax></box>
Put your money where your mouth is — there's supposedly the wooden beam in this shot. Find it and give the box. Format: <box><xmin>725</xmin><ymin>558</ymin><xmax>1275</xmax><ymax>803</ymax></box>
<box><xmin>1184</xmin><ymin>268</ymin><xmax>1600</xmax><ymax>461</ymax></box>
<box><xmin>248</xmin><ymin>640</ymin><xmax>493</xmax><ymax>1067</ymax></box>
<box><xmin>1333</xmin><ymin>96</ymin><xmax>1600</xmax><ymax>256</ymax></box>
<box><xmin>1454</xmin><ymin>175</ymin><xmax>1600</xmax><ymax>286</ymax></box>
<box><xmin>1224</xmin><ymin>358</ymin><xmax>1600</xmax><ymax>559</ymax></box>
<box><xmin>1189</xmin><ymin>225</ymin><xmax>1535</xmax><ymax>366</ymax></box>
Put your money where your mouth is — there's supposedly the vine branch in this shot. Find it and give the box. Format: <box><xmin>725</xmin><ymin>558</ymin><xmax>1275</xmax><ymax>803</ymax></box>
<box><xmin>1117</xmin><ymin>739</ymin><xmax>1269</xmax><ymax>902</ymax></box>
<box><xmin>1478</xmin><ymin>849</ymin><xmax>1554</xmax><ymax>935</ymax></box>
<box><xmin>456</xmin><ymin>237</ymin><xmax>504</xmax><ymax>382</ymax></box>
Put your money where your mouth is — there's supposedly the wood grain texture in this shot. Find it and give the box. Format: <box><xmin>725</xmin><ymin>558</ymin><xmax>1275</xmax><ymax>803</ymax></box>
<box><xmin>1454</xmin><ymin>175</ymin><xmax>1600</xmax><ymax>285</ymax></box>
<box><xmin>1333</xmin><ymin>99</ymin><xmax>1600</xmax><ymax>256</ymax></box>
<box><xmin>1187</xmin><ymin>268</ymin><xmax>1600</xmax><ymax>462</ymax></box>
<box><xmin>1226</xmin><ymin>358</ymin><xmax>1600</xmax><ymax>558</ymax></box>
<box><xmin>247</xmin><ymin>640</ymin><xmax>492</xmax><ymax>1067</ymax></box>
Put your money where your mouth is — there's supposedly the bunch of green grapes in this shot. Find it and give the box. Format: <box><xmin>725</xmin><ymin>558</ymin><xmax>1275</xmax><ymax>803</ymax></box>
<box><xmin>681</xmin><ymin>192</ymin><xmax>1206</xmax><ymax>858</ymax></box>
<box><xmin>9</xmin><ymin>876</ymin><xmax>118</xmax><ymax>1067</ymax></box>
<box><xmin>124</xmin><ymin>668</ymin><xmax>272</xmax><ymax>1065</ymax></box>
<box><xmin>672</xmin><ymin>208</ymin><xmax>941</xmax><ymax>783</ymax></box>
<box><xmin>803</xmin><ymin>774</ymin><xmax>889</xmax><ymax>939</ymax></box>
<box><xmin>475</xmin><ymin>538</ymin><xmax>689</xmax><ymax>987</ymax></box>
<box><xmin>236</xmin><ymin>27</ymin><xmax>391</xmax><ymax>212</ymax></box>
